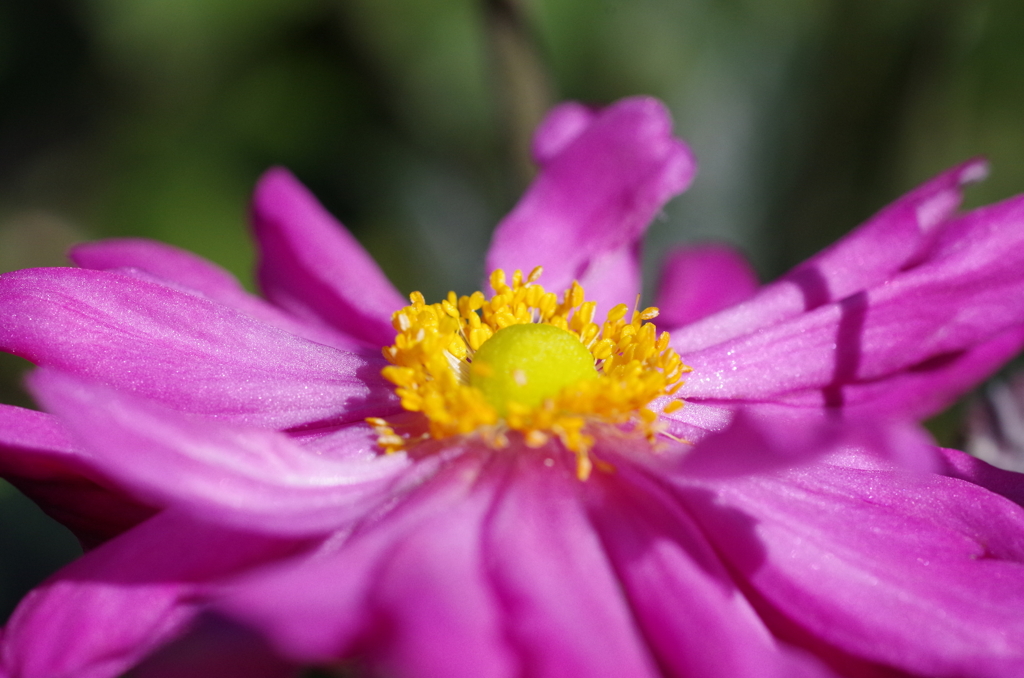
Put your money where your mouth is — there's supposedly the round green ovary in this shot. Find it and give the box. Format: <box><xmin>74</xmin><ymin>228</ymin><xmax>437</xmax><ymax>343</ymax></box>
<box><xmin>469</xmin><ymin>323</ymin><xmax>598</xmax><ymax>415</ymax></box>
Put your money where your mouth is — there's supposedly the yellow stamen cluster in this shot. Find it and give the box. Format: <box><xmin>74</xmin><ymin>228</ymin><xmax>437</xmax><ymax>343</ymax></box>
<box><xmin>370</xmin><ymin>267</ymin><xmax>690</xmax><ymax>479</ymax></box>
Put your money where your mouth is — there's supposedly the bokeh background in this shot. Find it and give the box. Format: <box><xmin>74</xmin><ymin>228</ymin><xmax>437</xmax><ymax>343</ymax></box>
<box><xmin>2</xmin><ymin>0</ymin><xmax>1024</xmax><ymax>625</ymax></box>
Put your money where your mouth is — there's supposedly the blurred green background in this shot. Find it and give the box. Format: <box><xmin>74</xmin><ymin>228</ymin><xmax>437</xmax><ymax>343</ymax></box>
<box><xmin>2</xmin><ymin>0</ymin><xmax>1024</xmax><ymax>623</ymax></box>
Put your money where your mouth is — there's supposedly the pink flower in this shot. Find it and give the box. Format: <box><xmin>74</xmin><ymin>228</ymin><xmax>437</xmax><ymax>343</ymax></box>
<box><xmin>3</xmin><ymin>97</ymin><xmax>1024</xmax><ymax>677</ymax></box>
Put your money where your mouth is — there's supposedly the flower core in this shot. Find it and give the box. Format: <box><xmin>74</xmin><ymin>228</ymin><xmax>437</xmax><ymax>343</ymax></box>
<box><xmin>470</xmin><ymin>323</ymin><xmax>598</xmax><ymax>415</ymax></box>
<box><xmin>371</xmin><ymin>267</ymin><xmax>690</xmax><ymax>479</ymax></box>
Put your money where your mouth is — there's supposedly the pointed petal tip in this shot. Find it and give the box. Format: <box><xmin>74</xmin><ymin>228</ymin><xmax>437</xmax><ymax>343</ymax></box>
<box><xmin>532</xmin><ymin>102</ymin><xmax>596</xmax><ymax>165</ymax></box>
<box><xmin>248</xmin><ymin>164</ymin><xmax>404</xmax><ymax>347</ymax></box>
<box><xmin>254</xmin><ymin>165</ymin><xmax>298</xmax><ymax>191</ymax></box>
<box><xmin>958</xmin><ymin>156</ymin><xmax>989</xmax><ymax>184</ymax></box>
<box><xmin>251</xmin><ymin>166</ymin><xmax>303</xmax><ymax>219</ymax></box>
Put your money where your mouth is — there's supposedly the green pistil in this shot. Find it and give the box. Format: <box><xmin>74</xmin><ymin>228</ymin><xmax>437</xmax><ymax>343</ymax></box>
<box><xmin>469</xmin><ymin>323</ymin><xmax>598</xmax><ymax>416</ymax></box>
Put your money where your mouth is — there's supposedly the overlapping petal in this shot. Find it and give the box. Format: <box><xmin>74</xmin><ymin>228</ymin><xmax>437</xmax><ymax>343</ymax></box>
<box><xmin>29</xmin><ymin>369</ymin><xmax>409</xmax><ymax>535</ymax></box>
<box><xmin>486</xmin><ymin>96</ymin><xmax>696</xmax><ymax>316</ymax></box>
<box><xmin>70</xmin><ymin>238</ymin><xmax>362</xmax><ymax>351</ymax></box>
<box><xmin>71</xmin><ymin>238</ymin><xmax>251</xmax><ymax>306</ymax></box>
<box><xmin>586</xmin><ymin>462</ymin><xmax>831</xmax><ymax>678</ymax></box>
<box><xmin>251</xmin><ymin>167</ymin><xmax>406</xmax><ymax>348</ymax></box>
<box><xmin>481</xmin><ymin>452</ymin><xmax>659</xmax><ymax>678</ymax></box>
<box><xmin>671</xmin><ymin>159</ymin><xmax>988</xmax><ymax>353</ymax></box>
<box><xmin>679</xmin><ymin>456</ymin><xmax>1024</xmax><ymax>677</ymax></box>
<box><xmin>778</xmin><ymin>325</ymin><xmax>1024</xmax><ymax>418</ymax></box>
<box><xmin>680</xmin><ymin>195</ymin><xmax>1024</xmax><ymax>412</ymax></box>
<box><xmin>665</xmin><ymin>405</ymin><xmax>842</xmax><ymax>476</ymax></box>
<box><xmin>1</xmin><ymin>511</ymin><xmax>302</xmax><ymax>678</ymax></box>
<box><xmin>0</xmin><ymin>405</ymin><xmax>153</xmax><ymax>548</ymax></box>
<box><xmin>0</xmin><ymin>267</ymin><xmax>399</xmax><ymax>429</ymax></box>
<box><xmin>655</xmin><ymin>244</ymin><xmax>759</xmax><ymax>328</ymax></box>
<box><xmin>937</xmin><ymin>446</ymin><xmax>1024</xmax><ymax>508</ymax></box>
<box><xmin>223</xmin><ymin>452</ymin><xmax>516</xmax><ymax>678</ymax></box>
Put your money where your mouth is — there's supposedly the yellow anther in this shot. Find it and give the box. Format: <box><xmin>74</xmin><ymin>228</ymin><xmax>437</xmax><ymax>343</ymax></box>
<box><xmin>664</xmin><ymin>400</ymin><xmax>685</xmax><ymax>413</ymax></box>
<box><xmin>567</xmin><ymin>282</ymin><xmax>585</xmax><ymax>308</ymax></box>
<box><xmin>469</xmin><ymin>326</ymin><xmax>493</xmax><ymax>351</ymax></box>
<box><xmin>579</xmin><ymin>323</ymin><xmax>600</xmax><ymax>346</ymax></box>
<box><xmin>538</xmin><ymin>292</ymin><xmax>558</xmax><ymax>318</ymax></box>
<box><xmin>399</xmin><ymin>394</ymin><xmax>423</xmax><ymax>411</ymax></box>
<box><xmin>381</xmin><ymin>366</ymin><xmax>416</xmax><ymax>387</ymax></box>
<box><xmin>639</xmin><ymin>307</ymin><xmax>660</xmax><ymax>321</ymax></box>
<box><xmin>573</xmin><ymin>301</ymin><xmax>597</xmax><ymax>329</ymax></box>
<box><xmin>549</xmin><ymin>316</ymin><xmax>569</xmax><ymax>332</ymax></box>
<box><xmin>490</xmin><ymin>269</ymin><xmax>507</xmax><ymax>292</ymax></box>
<box><xmin>592</xmin><ymin>338</ymin><xmax>615</xmax><ymax>361</ymax></box>
<box><xmin>447</xmin><ymin>338</ymin><xmax>469</xmax><ymax>360</ymax></box>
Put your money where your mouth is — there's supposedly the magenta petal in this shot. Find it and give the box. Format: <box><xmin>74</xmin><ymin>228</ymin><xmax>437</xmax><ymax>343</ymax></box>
<box><xmin>0</xmin><ymin>403</ymin><xmax>79</xmax><ymax>459</ymax></box>
<box><xmin>665</xmin><ymin>403</ymin><xmax>937</xmax><ymax>479</ymax></box>
<box><xmin>483</xmin><ymin>452</ymin><xmax>659</xmax><ymax>678</ymax></box>
<box><xmin>672</xmin><ymin>159</ymin><xmax>987</xmax><ymax>353</ymax></box>
<box><xmin>0</xmin><ymin>267</ymin><xmax>399</xmax><ymax>429</ymax></box>
<box><xmin>683</xmin><ymin>460</ymin><xmax>1024</xmax><ymax>677</ymax></box>
<box><xmin>778</xmin><ymin>325</ymin><xmax>1024</xmax><ymax>419</ymax></box>
<box><xmin>71</xmin><ymin>238</ymin><xmax>362</xmax><ymax>351</ymax></box>
<box><xmin>0</xmin><ymin>404</ymin><xmax>154</xmax><ymax>548</ymax></box>
<box><xmin>655</xmin><ymin>243</ymin><xmax>759</xmax><ymax>328</ymax></box>
<box><xmin>587</xmin><ymin>465</ymin><xmax>832</xmax><ymax>678</ymax></box>
<box><xmin>937</xmin><ymin>446</ymin><xmax>1024</xmax><ymax>508</ymax></box>
<box><xmin>224</xmin><ymin>453</ymin><xmax>518</xmax><ymax>678</ymax></box>
<box><xmin>655</xmin><ymin>398</ymin><xmax>735</xmax><ymax>445</ymax></box>
<box><xmin>230</xmin><ymin>451</ymin><xmax>659</xmax><ymax>677</ymax></box>
<box><xmin>531</xmin><ymin>102</ymin><xmax>597</xmax><ymax>163</ymax></box>
<box><xmin>681</xmin><ymin>197</ymin><xmax>1024</xmax><ymax>405</ymax></box>
<box><xmin>251</xmin><ymin>167</ymin><xmax>405</xmax><ymax>347</ymax></box>
<box><xmin>29</xmin><ymin>369</ymin><xmax>408</xmax><ymax>535</ymax></box>
<box><xmin>355</xmin><ymin>459</ymin><xmax>517</xmax><ymax>678</ymax></box>
<box><xmin>71</xmin><ymin>237</ymin><xmax>244</xmax><ymax>292</ymax></box>
<box><xmin>1</xmin><ymin>511</ymin><xmax>301</xmax><ymax>678</ymax></box>
<box><xmin>486</xmin><ymin>96</ymin><xmax>696</xmax><ymax>315</ymax></box>
<box><xmin>782</xmin><ymin>157</ymin><xmax>987</xmax><ymax>304</ymax></box>
<box><xmin>573</xmin><ymin>241</ymin><xmax>642</xmax><ymax>319</ymax></box>
<box><xmin>669</xmin><ymin>405</ymin><xmax>837</xmax><ymax>478</ymax></box>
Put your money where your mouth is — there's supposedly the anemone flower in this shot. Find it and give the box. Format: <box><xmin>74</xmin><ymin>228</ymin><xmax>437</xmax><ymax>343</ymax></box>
<box><xmin>2</xmin><ymin>97</ymin><xmax>1024</xmax><ymax>678</ymax></box>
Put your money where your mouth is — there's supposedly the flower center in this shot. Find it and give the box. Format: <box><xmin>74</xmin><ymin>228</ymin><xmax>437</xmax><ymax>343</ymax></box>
<box><xmin>469</xmin><ymin>323</ymin><xmax>598</xmax><ymax>416</ymax></box>
<box><xmin>369</xmin><ymin>267</ymin><xmax>690</xmax><ymax>480</ymax></box>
